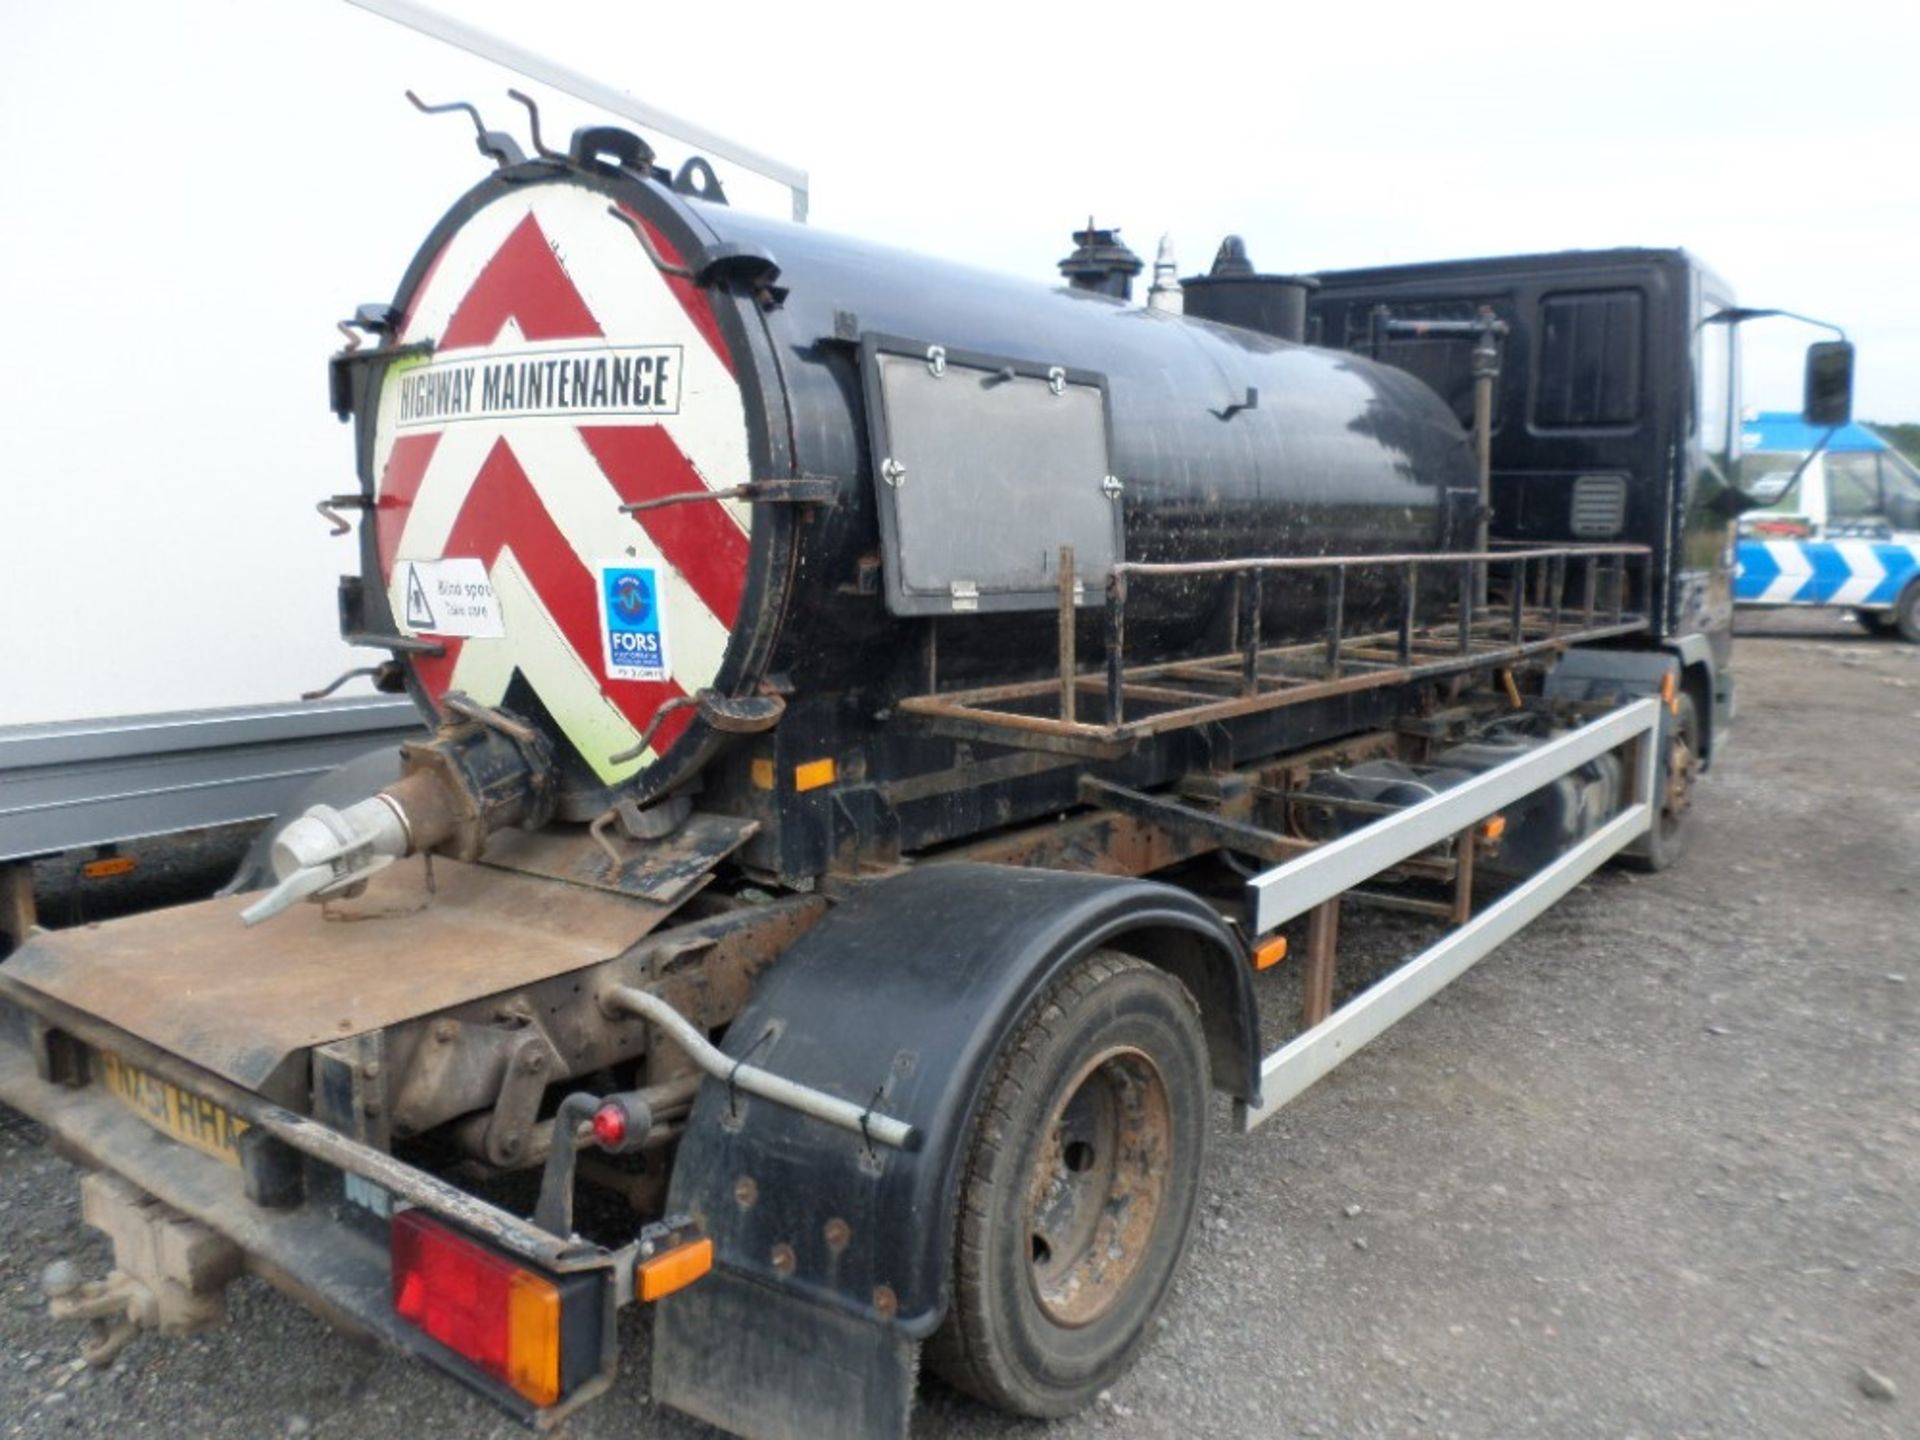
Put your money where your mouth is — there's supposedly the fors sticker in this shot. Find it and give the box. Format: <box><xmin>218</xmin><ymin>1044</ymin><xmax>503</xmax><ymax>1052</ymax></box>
<box><xmin>599</xmin><ymin>564</ymin><xmax>672</xmax><ymax>682</ymax></box>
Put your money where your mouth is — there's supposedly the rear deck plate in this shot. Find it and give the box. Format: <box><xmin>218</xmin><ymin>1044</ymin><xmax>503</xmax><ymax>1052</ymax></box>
<box><xmin>1</xmin><ymin>857</ymin><xmax>671</xmax><ymax>1097</ymax></box>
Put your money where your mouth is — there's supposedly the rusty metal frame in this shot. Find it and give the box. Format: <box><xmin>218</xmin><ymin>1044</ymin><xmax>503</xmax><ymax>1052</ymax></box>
<box><xmin>898</xmin><ymin>543</ymin><xmax>1648</xmax><ymax>758</ymax></box>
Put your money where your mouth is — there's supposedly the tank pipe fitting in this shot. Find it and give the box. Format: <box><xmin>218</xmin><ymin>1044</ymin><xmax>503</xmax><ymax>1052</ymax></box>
<box><xmin>239</xmin><ymin>707</ymin><xmax>556</xmax><ymax>926</ymax></box>
<box><xmin>237</xmin><ymin>793</ymin><xmax>413</xmax><ymax>926</ymax></box>
<box><xmin>599</xmin><ymin>985</ymin><xmax>919</xmax><ymax>1151</ymax></box>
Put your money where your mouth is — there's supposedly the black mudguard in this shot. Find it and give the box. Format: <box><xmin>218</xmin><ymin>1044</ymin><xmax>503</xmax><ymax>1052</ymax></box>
<box><xmin>651</xmin><ymin>862</ymin><xmax>1257</xmax><ymax>1440</ymax></box>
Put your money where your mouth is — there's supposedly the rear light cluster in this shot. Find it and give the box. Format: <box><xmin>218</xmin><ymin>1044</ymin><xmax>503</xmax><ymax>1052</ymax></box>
<box><xmin>391</xmin><ymin>1209</ymin><xmax>569</xmax><ymax>1406</ymax></box>
<box><xmin>389</xmin><ymin>1207</ymin><xmax>712</xmax><ymax>1410</ymax></box>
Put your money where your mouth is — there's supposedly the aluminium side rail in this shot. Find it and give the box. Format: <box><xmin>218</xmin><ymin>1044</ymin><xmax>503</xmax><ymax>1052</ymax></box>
<box><xmin>1237</xmin><ymin>697</ymin><xmax>1661</xmax><ymax>1130</ymax></box>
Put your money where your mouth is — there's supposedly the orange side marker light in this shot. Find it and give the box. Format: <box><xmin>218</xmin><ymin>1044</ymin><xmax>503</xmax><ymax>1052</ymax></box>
<box><xmin>794</xmin><ymin>758</ymin><xmax>837</xmax><ymax>792</ymax></box>
<box><xmin>1254</xmin><ymin>935</ymin><xmax>1289</xmax><ymax>971</ymax></box>
<box><xmin>1478</xmin><ymin>815</ymin><xmax>1507</xmax><ymax>843</ymax></box>
<box><xmin>638</xmin><ymin>1237</ymin><xmax>714</xmax><ymax>1303</ymax></box>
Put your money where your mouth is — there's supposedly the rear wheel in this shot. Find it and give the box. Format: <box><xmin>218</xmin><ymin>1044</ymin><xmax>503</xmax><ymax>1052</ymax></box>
<box><xmin>927</xmin><ymin>950</ymin><xmax>1208</xmax><ymax>1417</ymax></box>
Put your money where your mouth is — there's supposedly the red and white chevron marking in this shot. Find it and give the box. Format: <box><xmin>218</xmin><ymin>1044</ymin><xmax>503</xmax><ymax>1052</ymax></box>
<box><xmin>370</xmin><ymin>184</ymin><xmax>751</xmax><ymax>781</ymax></box>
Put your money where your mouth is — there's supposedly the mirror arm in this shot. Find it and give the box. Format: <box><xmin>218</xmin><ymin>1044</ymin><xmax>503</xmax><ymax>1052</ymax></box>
<box><xmin>1725</xmin><ymin>425</ymin><xmax>1840</xmax><ymax>516</ymax></box>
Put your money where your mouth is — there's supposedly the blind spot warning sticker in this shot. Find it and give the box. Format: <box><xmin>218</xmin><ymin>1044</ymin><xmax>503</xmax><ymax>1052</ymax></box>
<box><xmin>398</xmin><ymin>558</ymin><xmax>504</xmax><ymax>637</ymax></box>
<box><xmin>600</xmin><ymin>563</ymin><xmax>672</xmax><ymax>682</ymax></box>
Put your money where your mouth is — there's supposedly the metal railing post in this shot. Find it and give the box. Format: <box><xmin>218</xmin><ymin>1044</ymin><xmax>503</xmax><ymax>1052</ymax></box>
<box><xmin>1398</xmin><ymin>562</ymin><xmax>1417</xmax><ymax>666</ymax></box>
<box><xmin>1241</xmin><ymin>568</ymin><xmax>1264</xmax><ymax>697</ymax></box>
<box><xmin>1457</xmin><ymin>559</ymin><xmax>1474</xmax><ymax>655</ymax></box>
<box><xmin>1057</xmin><ymin>546</ymin><xmax>1076</xmax><ymax>724</ymax></box>
<box><xmin>1326</xmin><ymin>567</ymin><xmax>1347</xmax><ymax>676</ymax></box>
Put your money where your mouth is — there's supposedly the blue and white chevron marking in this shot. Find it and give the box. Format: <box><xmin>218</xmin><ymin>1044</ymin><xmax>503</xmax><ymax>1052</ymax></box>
<box><xmin>1734</xmin><ymin>538</ymin><xmax>1920</xmax><ymax>607</ymax></box>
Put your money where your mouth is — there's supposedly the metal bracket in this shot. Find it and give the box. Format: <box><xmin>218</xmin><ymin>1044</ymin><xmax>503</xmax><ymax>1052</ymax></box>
<box><xmin>342</xmin><ymin>630</ymin><xmax>447</xmax><ymax>659</ymax></box>
<box><xmin>403</xmin><ymin>88</ymin><xmax>525</xmax><ymax>169</ymax></box>
<box><xmin>316</xmin><ymin>493</ymin><xmax>371</xmax><ymax>537</ymax></box>
<box><xmin>619</xmin><ymin>476</ymin><xmax>835</xmax><ymax>514</ymax></box>
<box><xmin>483</xmin><ymin>1028</ymin><xmax>566</xmax><ymax>1168</ymax></box>
<box><xmin>313</xmin><ymin>1033</ymin><xmax>391</xmax><ymax>1151</ymax></box>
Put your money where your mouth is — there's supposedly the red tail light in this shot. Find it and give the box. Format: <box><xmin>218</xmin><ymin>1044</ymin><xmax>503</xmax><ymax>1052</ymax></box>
<box><xmin>390</xmin><ymin>1209</ymin><xmax>563</xmax><ymax>1406</ymax></box>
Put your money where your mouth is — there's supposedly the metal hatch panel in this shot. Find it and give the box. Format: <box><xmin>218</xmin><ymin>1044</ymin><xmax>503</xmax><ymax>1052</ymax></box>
<box><xmin>861</xmin><ymin>335</ymin><xmax>1120</xmax><ymax>616</ymax></box>
<box><xmin>0</xmin><ymin>857</ymin><xmax>673</xmax><ymax>1096</ymax></box>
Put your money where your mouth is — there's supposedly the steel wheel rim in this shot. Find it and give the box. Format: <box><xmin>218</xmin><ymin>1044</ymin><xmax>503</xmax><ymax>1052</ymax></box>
<box><xmin>1663</xmin><ymin>714</ymin><xmax>1699</xmax><ymax>832</ymax></box>
<box><xmin>1022</xmin><ymin>1045</ymin><xmax>1173</xmax><ymax>1328</ymax></box>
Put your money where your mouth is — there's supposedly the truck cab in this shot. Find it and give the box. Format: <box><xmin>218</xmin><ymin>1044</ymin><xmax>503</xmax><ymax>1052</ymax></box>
<box><xmin>1310</xmin><ymin>247</ymin><xmax>1745</xmax><ymax>744</ymax></box>
<box><xmin>1733</xmin><ymin>412</ymin><xmax>1920</xmax><ymax>638</ymax></box>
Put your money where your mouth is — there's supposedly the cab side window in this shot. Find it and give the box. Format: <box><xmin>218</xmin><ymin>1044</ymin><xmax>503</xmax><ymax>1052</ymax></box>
<box><xmin>1881</xmin><ymin>452</ymin><xmax>1920</xmax><ymax>530</ymax></box>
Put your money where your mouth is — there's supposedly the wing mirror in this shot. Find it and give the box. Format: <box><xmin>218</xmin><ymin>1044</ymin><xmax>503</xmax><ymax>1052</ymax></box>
<box><xmin>1803</xmin><ymin>340</ymin><xmax>1855</xmax><ymax>427</ymax></box>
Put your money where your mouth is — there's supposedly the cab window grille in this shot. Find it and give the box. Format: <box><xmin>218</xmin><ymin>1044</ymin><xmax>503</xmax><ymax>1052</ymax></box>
<box><xmin>1535</xmin><ymin>291</ymin><xmax>1643</xmax><ymax>428</ymax></box>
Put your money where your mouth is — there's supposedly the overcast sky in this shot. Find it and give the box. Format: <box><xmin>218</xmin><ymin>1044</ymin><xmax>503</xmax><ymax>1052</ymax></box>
<box><xmin>3</xmin><ymin>0</ymin><xmax>1916</xmax><ymax>723</ymax></box>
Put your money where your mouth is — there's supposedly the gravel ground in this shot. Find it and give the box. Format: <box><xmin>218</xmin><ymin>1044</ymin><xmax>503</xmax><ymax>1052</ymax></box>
<box><xmin>2</xmin><ymin>612</ymin><xmax>1914</xmax><ymax>1439</ymax></box>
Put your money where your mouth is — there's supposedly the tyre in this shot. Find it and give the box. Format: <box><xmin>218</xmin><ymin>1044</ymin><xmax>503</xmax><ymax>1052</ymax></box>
<box><xmin>927</xmin><ymin>949</ymin><xmax>1209</xmax><ymax>1417</ymax></box>
<box><xmin>1627</xmin><ymin>690</ymin><xmax>1700</xmax><ymax>873</ymax></box>
<box><xmin>1897</xmin><ymin>582</ymin><xmax>1920</xmax><ymax>645</ymax></box>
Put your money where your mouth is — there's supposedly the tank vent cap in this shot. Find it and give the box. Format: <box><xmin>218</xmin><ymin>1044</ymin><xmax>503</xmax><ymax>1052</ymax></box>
<box><xmin>1058</xmin><ymin>218</ymin><xmax>1144</xmax><ymax>300</ymax></box>
<box><xmin>1208</xmin><ymin>235</ymin><xmax>1257</xmax><ymax>278</ymax></box>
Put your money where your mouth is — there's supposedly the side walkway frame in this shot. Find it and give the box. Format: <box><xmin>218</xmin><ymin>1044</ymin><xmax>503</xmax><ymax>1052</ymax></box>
<box><xmin>1238</xmin><ymin>697</ymin><xmax>1661</xmax><ymax>1130</ymax></box>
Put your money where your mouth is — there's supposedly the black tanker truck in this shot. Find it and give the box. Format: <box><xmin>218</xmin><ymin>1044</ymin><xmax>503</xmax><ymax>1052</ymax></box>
<box><xmin>0</xmin><ymin>110</ymin><xmax>1853</xmax><ymax>1438</ymax></box>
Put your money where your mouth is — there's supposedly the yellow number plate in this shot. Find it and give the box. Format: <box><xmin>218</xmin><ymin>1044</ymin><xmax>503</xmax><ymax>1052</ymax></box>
<box><xmin>97</xmin><ymin>1051</ymin><xmax>250</xmax><ymax>1167</ymax></box>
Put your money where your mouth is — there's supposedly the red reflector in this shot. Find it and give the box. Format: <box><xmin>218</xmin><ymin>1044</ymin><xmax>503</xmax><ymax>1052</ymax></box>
<box><xmin>390</xmin><ymin>1209</ymin><xmax>562</xmax><ymax>1406</ymax></box>
<box><xmin>591</xmin><ymin>1104</ymin><xmax>626</xmax><ymax>1148</ymax></box>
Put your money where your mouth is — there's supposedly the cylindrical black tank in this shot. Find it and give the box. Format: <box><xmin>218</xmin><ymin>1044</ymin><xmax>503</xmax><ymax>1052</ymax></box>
<box><xmin>351</xmin><ymin>156</ymin><xmax>1476</xmax><ymax>810</ymax></box>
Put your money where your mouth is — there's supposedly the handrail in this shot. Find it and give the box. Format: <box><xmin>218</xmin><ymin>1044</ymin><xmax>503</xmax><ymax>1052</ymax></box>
<box><xmin>1113</xmin><ymin>543</ymin><xmax>1646</xmax><ymax>579</ymax></box>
